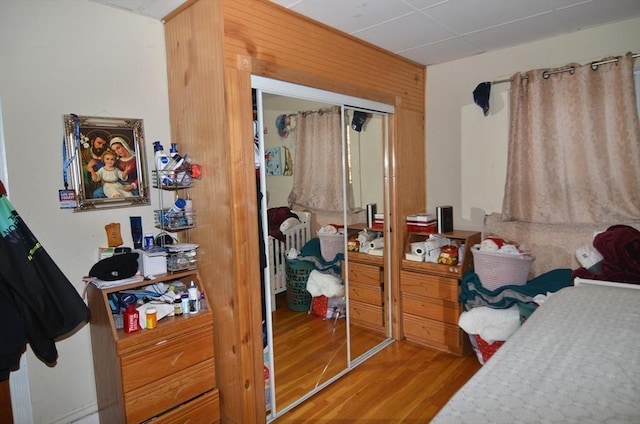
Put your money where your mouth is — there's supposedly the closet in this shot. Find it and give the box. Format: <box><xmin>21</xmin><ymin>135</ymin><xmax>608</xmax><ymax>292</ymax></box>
<box><xmin>163</xmin><ymin>0</ymin><xmax>425</xmax><ymax>422</ymax></box>
<box><xmin>253</xmin><ymin>77</ymin><xmax>394</xmax><ymax>419</ymax></box>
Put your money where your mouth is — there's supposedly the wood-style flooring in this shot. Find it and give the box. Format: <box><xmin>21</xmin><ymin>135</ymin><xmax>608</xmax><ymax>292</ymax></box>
<box><xmin>270</xmin><ymin>294</ymin><xmax>481</xmax><ymax>423</ymax></box>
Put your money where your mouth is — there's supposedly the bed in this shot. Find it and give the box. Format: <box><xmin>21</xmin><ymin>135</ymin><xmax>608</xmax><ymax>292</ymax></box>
<box><xmin>432</xmin><ymin>277</ymin><xmax>640</xmax><ymax>424</ymax></box>
<box><xmin>266</xmin><ymin>208</ymin><xmax>311</xmax><ymax>310</ymax></box>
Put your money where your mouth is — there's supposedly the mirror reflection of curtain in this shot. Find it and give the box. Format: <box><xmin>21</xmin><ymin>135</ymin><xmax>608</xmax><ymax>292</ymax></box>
<box><xmin>288</xmin><ymin>106</ymin><xmax>347</xmax><ymax>213</ymax></box>
<box><xmin>503</xmin><ymin>52</ymin><xmax>640</xmax><ymax>223</ymax></box>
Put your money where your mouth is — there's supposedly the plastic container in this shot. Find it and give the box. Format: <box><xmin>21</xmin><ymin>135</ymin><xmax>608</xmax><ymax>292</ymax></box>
<box><xmin>184</xmin><ymin>198</ymin><xmax>194</xmax><ymax>226</ymax></box>
<box><xmin>166</xmin><ymin>198</ymin><xmax>186</xmax><ymax>215</ymax></box>
<box><xmin>188</xmin><ymin>281</ymin><xmax>199</xmax><ymax>314</ymax></box>
<box><xmin>181</xmin><ymin>294</ymin><xmax>189</xmax><ymax>315</ymax></box>
<box><xmin>153</xmin><ymin>141</ymin><xmax>170</xmax><ymax>171</ymax></box>
<box><xmin>123</xmin><ymin>304</ymin><xmax>139</xmax><ymax>333</ymax></box>
<box><xmin>145</xmin><ymin>307</ymin><xmax>157</xmax><ymax>329</ymax></box>
<box><xmin>318</xmin><ymin>233</ymin><xmax>344</xmax><ymax>262</ymax></box>
<box><xmin>471</xmin><ymin>245</ymin><xmax>535</xmax><ymax>290</ymax></box>
<box><xmin>173</xmin><ymin>298</ymin><xmax>183</xmax><ymax>316</ymax></box>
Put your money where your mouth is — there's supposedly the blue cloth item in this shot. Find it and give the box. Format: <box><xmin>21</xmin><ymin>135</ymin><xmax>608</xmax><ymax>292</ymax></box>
<box><xmin>460</xmin><ymin>268</ymin><xmax>573</xmax><ymax>310</ymax></box>
<box><xmin>298</xmin><ymin>237</ymin><xmax>343</xmax><ymax>277</ymax></box>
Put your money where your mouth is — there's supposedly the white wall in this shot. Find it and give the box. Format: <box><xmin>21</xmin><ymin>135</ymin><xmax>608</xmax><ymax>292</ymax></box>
<box><xmin>426</xmin><ymin>17</ymin><xmax>640</xmax><ymax>232</ymax></box>
<box><xmin>0</xmin><ymin>1</ymin><xmax>171</xmax><ymax>422</ymax></box>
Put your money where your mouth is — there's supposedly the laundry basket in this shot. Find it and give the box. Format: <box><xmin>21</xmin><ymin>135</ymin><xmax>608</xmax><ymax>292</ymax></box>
<box><xmin>285</xmin><ymin>259</ymin><xmax>313</xmax><ymax>312</ymax></box>
<box><xmin>471</xmin><ymin>245</ymin><xmax>535</xmax><ymax>290</ymax></box>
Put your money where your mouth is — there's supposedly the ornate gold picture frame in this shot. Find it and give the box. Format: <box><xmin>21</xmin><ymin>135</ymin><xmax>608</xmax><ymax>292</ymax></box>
<box><xmin>62</xmin><ymin>114</ymin><xmax>150</xmax><ymax>211</ymax></box>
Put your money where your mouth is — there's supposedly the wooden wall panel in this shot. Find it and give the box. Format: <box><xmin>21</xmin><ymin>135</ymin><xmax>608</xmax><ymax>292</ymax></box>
<box><xmin>165</xmin><ymin>0</ymin><xmax>426</xmax><ymax>422</ymax></box>
<box><xmin>222</xmin><ymin>0</ymin><xmax>425</xmax><ymax>111</ymax></box>
<box><xmin>165</xmin><ymin>2</ymin><xmax>263</xmax><ymax>423</ymax></box>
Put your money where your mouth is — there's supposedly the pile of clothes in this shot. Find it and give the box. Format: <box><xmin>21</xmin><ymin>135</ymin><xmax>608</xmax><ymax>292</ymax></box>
<box><xmin>458</xmin><ymin>268</ymin><xmax>573</xmax><ymax>364</ymax></box>
<box><xmin>572</xmin><ymin>224</ymin><xmax>640</xmax><ymax>284</ymax></box>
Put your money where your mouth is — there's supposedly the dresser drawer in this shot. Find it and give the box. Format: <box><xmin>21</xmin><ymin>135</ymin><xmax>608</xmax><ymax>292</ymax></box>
<box><xmin>402</xmin><ymin>313</ymin><xmax>462</xmax><ymax>352</ymax></box>
<box><xmin>348</xmin><ymin>261</ymin><xmax>382</xmax><ymax>287</ymax></box>
<box><xmin>121</xmin><ymin>326</ymin><xmax>214</xmax><ymax>392</ymax></box>
<box><xmin>349</xmin><ymin>281</ymin><xmax>382</xmax><ymax>306</ymax></box>
<box><xmin>350</xmin><ymin>299</ymin><xmax>384</xmax><ymax>332</ymax></box>
<box><xmin>124</xmin><ymin>357</ymin><xmax>216</xmax><ymax>424</ymax></box>
<box><xmin>149</xmin><ymin>388</ymin><xmax>220</xmax><ymax>424</ymax></box>
<box><xmin>402</xmin><ymin>292</ymin><xmax>460</xmax><ymax>325</ymax></box>
<box><xmin>400</xmin><ymin>270</ymin><xmax>458</xmax><ymax>302</ymax></box>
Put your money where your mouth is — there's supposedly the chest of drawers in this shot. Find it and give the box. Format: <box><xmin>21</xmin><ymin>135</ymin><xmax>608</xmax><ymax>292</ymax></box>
<box><xmin>347</xmin><ymin>252</ymin><xmax>386</xmax><ymax>334</ymax></box>
<box><xmin>400</xmin><ymin>231</ymin><xmax>480</xmax><ymax>355</ymax></box>
<box><xmin>87</xmin><ymin>270</ymin><xmax>219</xmax><ymax>423</ymax></box>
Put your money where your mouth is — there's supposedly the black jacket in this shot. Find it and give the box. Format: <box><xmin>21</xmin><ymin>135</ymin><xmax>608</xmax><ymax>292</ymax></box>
<box><xmin>0</xmin><ymin>184</ymin><xmax>89</xmax><ymax>378</ymax></box>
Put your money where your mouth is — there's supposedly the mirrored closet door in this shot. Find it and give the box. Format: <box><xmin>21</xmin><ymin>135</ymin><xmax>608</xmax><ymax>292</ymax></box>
<box><xmin>252</xmin><ymin>76</ymin><xmax>394</xmax><ymax>421</ymax></box>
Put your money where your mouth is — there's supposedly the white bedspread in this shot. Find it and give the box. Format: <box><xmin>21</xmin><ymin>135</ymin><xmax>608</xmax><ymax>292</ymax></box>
<box><xmin>432</xmin><ymin>284</ymin><xmax>640</xmax><ymax>424</ymax></box>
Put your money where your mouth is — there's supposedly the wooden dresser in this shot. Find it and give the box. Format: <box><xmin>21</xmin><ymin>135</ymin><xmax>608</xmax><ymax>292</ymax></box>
<box><xmin>86</xmin><ymin>269</ymin><xmax>219</xmax><ymax>423</ymax></box>
<box><xmin>400</xmin><ymin>230</ymin><xmax>481</xmax><ymax>356</ymax></box>
<box><xmin>347</xmin><ymin>251</ymin><xmax>386</xmax><ymax>335</ymax></box>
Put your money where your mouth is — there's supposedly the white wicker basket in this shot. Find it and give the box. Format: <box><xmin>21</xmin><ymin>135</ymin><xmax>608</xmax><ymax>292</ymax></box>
<box><xmin>471</xmin><ymin>245</ymin><xmax>535</xmax><ymax>290</ymax></box>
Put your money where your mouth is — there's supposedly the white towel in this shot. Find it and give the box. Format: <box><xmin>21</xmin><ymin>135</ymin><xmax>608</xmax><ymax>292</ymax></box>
<box><xmin>458</xmin><ymin>305</ymin><xmax>521</xmax><ymax>343</ymax></box>
<box><xmin>306</xmin><ymin>269</ymin><xmax>344</xmax><ymax>298</ymax></box>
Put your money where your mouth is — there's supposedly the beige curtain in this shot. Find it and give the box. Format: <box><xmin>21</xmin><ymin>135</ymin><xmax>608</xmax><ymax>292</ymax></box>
<box><xmin>503</xmin><ymin>52</ymin><xmax>640</xmax><ymax>224</ymax></box>
<box><xmin>288</xmin><ymin>106</ymin><xmax>345</xmax><ymax>214</ymax></box>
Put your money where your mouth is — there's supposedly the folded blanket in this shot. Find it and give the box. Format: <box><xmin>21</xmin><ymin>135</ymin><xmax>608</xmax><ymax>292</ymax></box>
<box><xmin>460</xmin><ymin>268</ymin><xmax>572</xmax><ymax>310</ymax></box>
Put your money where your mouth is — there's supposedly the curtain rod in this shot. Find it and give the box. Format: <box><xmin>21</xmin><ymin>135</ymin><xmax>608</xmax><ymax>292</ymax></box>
<box><xmin>491</xmin><ymin>52</ymin><xmax>639</xmax><ymax>85</ymax></box>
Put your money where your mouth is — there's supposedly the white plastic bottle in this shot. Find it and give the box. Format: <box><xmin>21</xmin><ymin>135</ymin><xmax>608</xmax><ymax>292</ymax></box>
<box><xmin>188</xmin><ymin>281</ymin><xmax>199</xmax><ymax>314</ymax></box>
<box><xmin>153</xmin><ymin>141</ymin><xmax>170</xmax><ymax>171</ymax></box>
<box><xmin>184</xmin><ymin>197</ymin><xmax>194</xmax><ymax>226</ymax></box>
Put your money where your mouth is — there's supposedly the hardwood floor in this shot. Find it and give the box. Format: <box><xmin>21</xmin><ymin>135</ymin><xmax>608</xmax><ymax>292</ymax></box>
<box><xmin>274</xmin><ymin>340</ymin><xmax>481</xmax><ymax>423</ymax></box>
<box><xmin>269</xmin><ymin>293</ymin><xmax>481</xmax><ymax>423</ymax></box>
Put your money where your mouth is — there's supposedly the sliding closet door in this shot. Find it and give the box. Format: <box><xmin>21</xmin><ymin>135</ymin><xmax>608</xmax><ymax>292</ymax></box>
<box><xmin>253</xmin><ymin>76</ymin><xmax>394</xmax><ymax>422</ymax></box>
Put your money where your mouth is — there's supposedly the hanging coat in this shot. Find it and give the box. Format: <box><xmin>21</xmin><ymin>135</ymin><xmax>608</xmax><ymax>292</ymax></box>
<box><xmin>0</xmin><ymin>181</ymin><xmax>89</xmax><ymax>377</ymax></box>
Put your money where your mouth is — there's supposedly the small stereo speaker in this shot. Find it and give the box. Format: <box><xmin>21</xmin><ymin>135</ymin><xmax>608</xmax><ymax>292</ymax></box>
<box><xmin>366</xmin><ymin>203</ymin><xmax>377</xmax><ymax>228</ymax></box>
<box><xmin>436</xmin><ymin>205</ymin><xmax>454</xmax><ymax>233</ymax></box>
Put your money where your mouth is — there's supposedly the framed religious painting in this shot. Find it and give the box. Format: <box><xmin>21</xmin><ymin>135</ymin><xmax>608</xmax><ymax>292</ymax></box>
<box><xmin>62</xmin><ymin>114</ymin><xmax>151</xmax><ymax>211</ymax></box>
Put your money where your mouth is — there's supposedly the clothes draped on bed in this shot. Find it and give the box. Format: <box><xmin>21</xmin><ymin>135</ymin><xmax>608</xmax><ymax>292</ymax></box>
<box><xmin>267</xmin><ymin>206</ymin><xmax>299</xmax><ymax>243</ymax></box>
<box><xmin>573</xmin><ymin>224</ymin><xmax>640</xmax><ymax>284</ymax></box>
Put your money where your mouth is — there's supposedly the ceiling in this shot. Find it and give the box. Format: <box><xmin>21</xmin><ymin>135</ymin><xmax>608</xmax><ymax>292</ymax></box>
<box><xmin>90</xmin><ymin>0</ymin><xmax>640</xmax><ymax>66</ymax></box>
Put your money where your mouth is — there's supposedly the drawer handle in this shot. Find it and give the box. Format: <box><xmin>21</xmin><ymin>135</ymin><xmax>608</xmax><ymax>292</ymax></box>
<box><xmin>174</xmin><ymin>386</ymin><xmax>184</xmax><ymax>400</ymax></box>
<box><xmin>171</xmin><ymin>352</ymin><xmax>184</xmax><ymax>366</ymax></box>
<box><xmin>155</xmin><ymin>339</ymin><xmax>168</xmax><ymax>346</ymax></box>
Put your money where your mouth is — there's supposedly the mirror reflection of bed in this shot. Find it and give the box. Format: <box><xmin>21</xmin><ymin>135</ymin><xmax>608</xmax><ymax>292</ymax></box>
<box><xmin>256</xmin><ymin>88</ymin><xmax>391</xmax><ymax>419</ymax></box>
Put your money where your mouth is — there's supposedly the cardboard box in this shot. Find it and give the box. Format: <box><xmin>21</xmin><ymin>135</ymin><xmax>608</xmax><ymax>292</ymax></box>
<box><xmin>136</xmin><ymin>249</ymin><xmax>167</xmax><ymax>276</ymax></box>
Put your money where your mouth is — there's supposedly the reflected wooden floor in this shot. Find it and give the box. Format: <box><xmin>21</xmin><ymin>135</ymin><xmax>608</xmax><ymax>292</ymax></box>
<box><xmin>271</xmin><ymin>297</ymin><xmax>348</xmax><ymax>410</ymax></box>
<box><xmin>269</xmin><ymin>294</ymin><xmax>481</xmax><ymax>422</ymax></box>
<box><xmin>270</xmin><ymin>293</ymin><xmax>388</xmax><ymax>414</ymax></box>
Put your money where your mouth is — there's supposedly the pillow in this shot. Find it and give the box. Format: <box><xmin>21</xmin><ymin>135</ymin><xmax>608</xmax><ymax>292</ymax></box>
<box><xmin>279</xmin><ymin>216</ymin><xmax>301</xmax><ymax>232</ymax></box>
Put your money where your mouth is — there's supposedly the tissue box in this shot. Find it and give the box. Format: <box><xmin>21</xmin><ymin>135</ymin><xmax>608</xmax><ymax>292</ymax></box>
<box><xmin>136</xmin><ymin>250</ymin><xmax>167</xmax><ymax>276</ymax></box>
